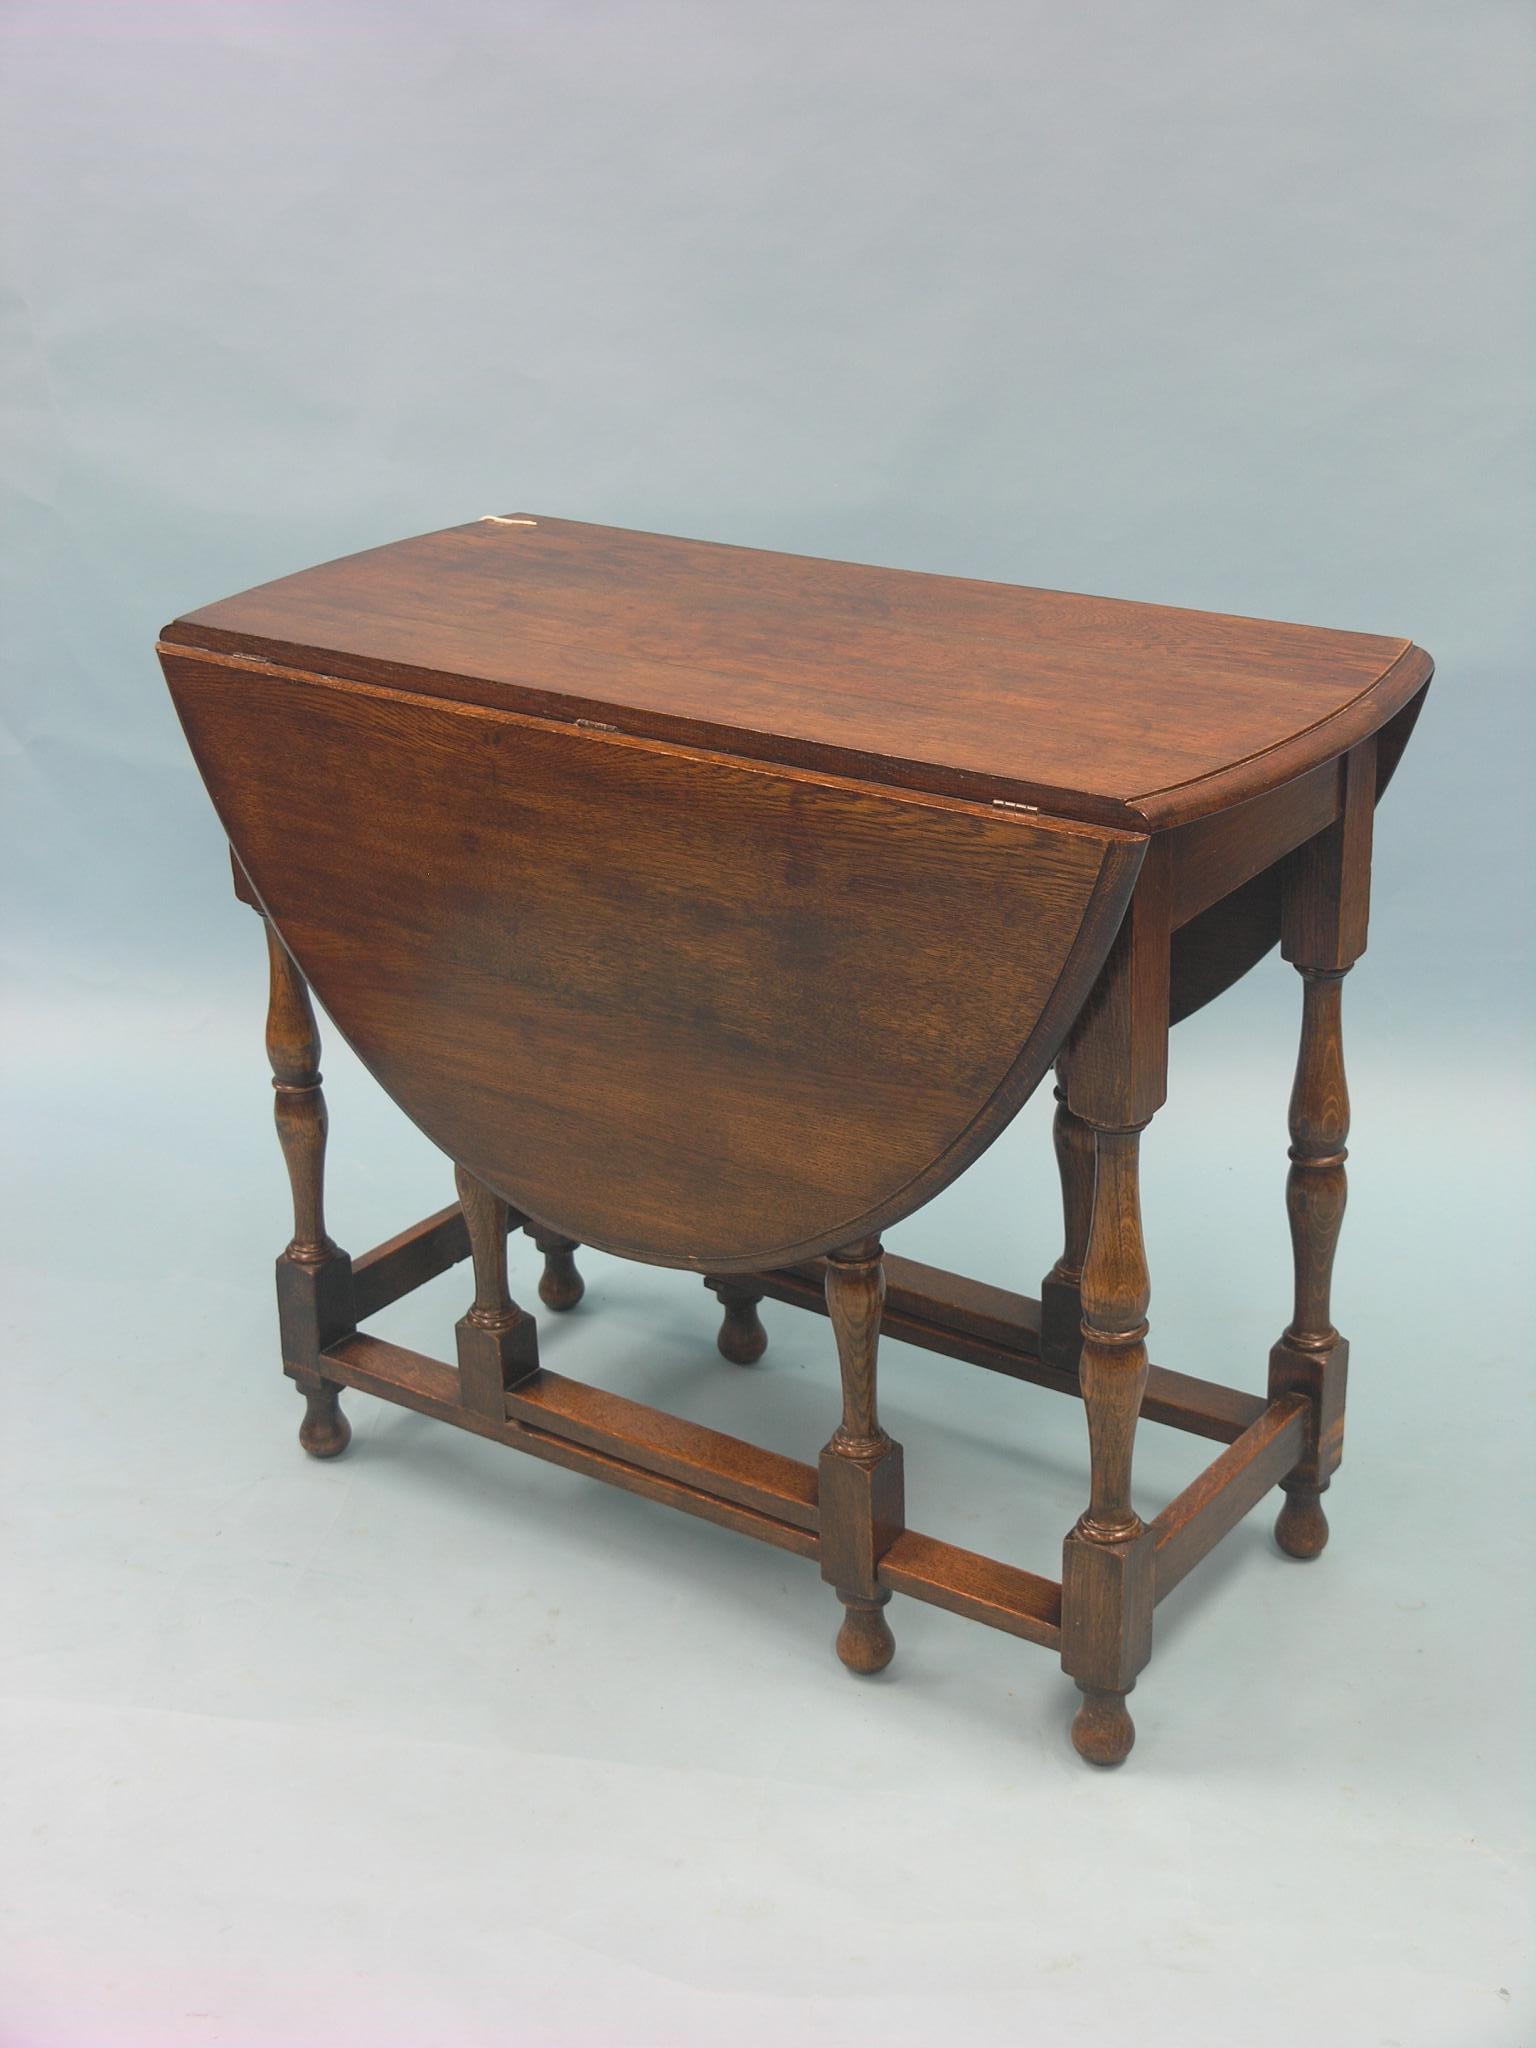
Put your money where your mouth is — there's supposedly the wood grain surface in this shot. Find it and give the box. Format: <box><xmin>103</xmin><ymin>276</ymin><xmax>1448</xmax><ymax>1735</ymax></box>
<box><xmin>163</xmin><ymin>649</ymin><xmax>1142</xmax><ymax>1270</ymax></box>
<box><xmin>162</xmin><ymin>516</ymin><xmax>1432</xmax><ymax>828</ymax></box>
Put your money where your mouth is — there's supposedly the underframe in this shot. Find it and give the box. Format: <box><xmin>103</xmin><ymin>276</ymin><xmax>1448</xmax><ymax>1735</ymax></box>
<box><xmin>302</xmin><ymin>1200</ymin><xmax>1310</xmax><ymax>1653</ymax></box>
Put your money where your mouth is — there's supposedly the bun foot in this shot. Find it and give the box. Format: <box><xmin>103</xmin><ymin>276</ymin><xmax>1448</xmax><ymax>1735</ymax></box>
<box><xmin>717</xmin><ymin>1299</ymin><xmax>767</xmax><ymax>1365</ymax></box>
<box><xmin>835</xmin><ymin>1595</ymin><xmax>895</xmax><ymax>1675</ymax></box>
<box><xmin>706</xmin><ymin>1280</ymin><xmax>768</xmax><ymax>1365</ymax></box>
<box><xmin>717</xmin><ymin>1308</ymin><xmax>768</xmax><ymax>1365</ymax></box>
<box><xmin>1275</xmin><ymin>1483</ymin><xmax>1330</xmax><ymax>1559</ymax></box>
<box><xmin>533</xmin><ymin>1233</ymin><xmax>584</xmax><ymax>1312</ymax></box>
<box><xmin>1071</xmin><ymin>1685</ymin><xmax>1136</xmax><ymax>1766</ymax></box>
<box><xmin>298</xmin><ymin>1381</ymin><xmax>351</xmax><ymax>1459</ymax></box>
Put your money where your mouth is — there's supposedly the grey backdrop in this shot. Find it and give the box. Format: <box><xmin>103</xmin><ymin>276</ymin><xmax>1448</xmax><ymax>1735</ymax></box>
<box><xmin>3</xmin><ymin>5</ymin><xmax>1531</xmax><ymax>2045</ymax></box>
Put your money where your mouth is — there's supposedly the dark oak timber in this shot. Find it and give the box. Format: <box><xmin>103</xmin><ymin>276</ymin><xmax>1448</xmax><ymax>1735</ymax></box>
<box><xmin>1057</xmin><ymin>842</ymin><xmax>1170</xmax><ymax>1767</ymax></box>
<box><xmin>329</xmin><ymin>1331</ymin><xmax>822</xmax><ymax>1558</ymax></box>
<box><xmin>166</xmin><ymin>649</ymin><xmax>1143</xmax><ymax>1274</ymax></box>
<box><xmin>819</xmin><ymin>1240</ymin><xmax>903</xmax><ymax>1674</ymax></box>
<box><xmin>162</xmin><ymin>515</ymin><xmax>1430</xmax><ymax>829</ymax></box>
<box><xmin>529</xmin><ymin>1229</ymin><xmax>585</xmax><ymax>1312</ymax></box>
<box><xmin>1040</xmin><ymin>1079</ymin><xmax>1093</xmax><ymax>1373</ymax></box>
<box><xmin>265</xmin><ymin>918</ymin><xmax>333</xmax><ymax>1272</ymax></box>
<box><xmin>352</xmin><ymin>1201</ymin><xmax>473</xmax><ymax>1321</ymax></box>
<box><xmin>261</xmin><ymin>914</ymin><xmax>354</xmax><ymax>1456</ymax></box>
<box><xmin>351</xmin><ymin>1199</ymin><xmax>581</xmax><ymax>1324</ymax></box>
<box><xmin>748</xmin><ymin>1253</ymin><xmax>1268</xmax><ymax>1442</ymax></box>
<box><xmin>1267</xmin><ymin>737</ymin><xmax>1375</xmax><ymax>1559</ymax></box>
<box><xmin>454</xmin><ymin>1163</ymin><xmax>540</xmax><ymax>1415</ymax></box>
<box><xmin>1151</xmin><ymin>1397</ymin><xmax>1309</xmax><ymax>1599</ymax></box>
<box><xmin>877</xmin><ymin>1534</ymin><xmax>1062</xmax><ymax>1648</ymax></box>
<box><xmin>506</xmin><ymin>1369</ymin><xmax>820</xmax><ymax>1533</ymax></box>
<box><xmin>162</xmin><ymin>517</ymin><xmax>1429</xmax><ymax>1767</ymax></box>
<box><xmin>704</xmin><ymin>1276</ymin><xmax>770</xmax><ymax>1365</ymax></box>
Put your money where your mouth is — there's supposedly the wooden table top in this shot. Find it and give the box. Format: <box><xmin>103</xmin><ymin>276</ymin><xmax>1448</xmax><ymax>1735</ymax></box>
<box><xmin>163</xmin><ymin>516</ymin><xmax>1431</xmax><ymax>829</ymax></box>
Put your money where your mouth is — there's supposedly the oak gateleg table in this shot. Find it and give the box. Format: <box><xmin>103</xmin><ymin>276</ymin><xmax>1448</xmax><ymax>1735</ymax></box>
<box><xmin>159</xmin><ymin>516</ymin><xmax>1430</xmax><ymax>1765</ymax></box>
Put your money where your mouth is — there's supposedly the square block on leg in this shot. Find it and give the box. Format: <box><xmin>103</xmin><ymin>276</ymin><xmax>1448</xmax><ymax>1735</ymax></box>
<box><xmin>456</xmin><ymin>1310</ymin><xmax>540</xmax><ymax>1417</ymax></box>
<box><xmin>1060</xmin><ymin>1524</ymin><xmax>1155</xmax><ymax>1696</ymax></box>
<box><xmin>1061</xmin><ymin>1524</ymin><xmax>1156</xmax><ymax>1763</ymax></box>
<box><xmin>277</xmin><ymin>1250</ymin><xmax>356</xmax><ymax>1373</ymax></box>
<box><xmin>1268</xmin><ymin>1334</ymin><xmax>1347</xmax><ymax>1558</ymax></box>
<box><xmin>817</xmin><ymin>1439</ymin><xmax>905</xmax><ymax>1597</ymax></box>
<box><xmin>1268</xmin><ymin>1334</ymin><xmax>1349</xmax><ymax>1489</ymax></box>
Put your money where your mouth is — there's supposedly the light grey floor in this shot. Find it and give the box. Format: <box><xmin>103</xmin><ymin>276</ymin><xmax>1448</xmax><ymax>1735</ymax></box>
<box><xmin>3</xmin><ymin>953</ymin><xmax>1531</xmax><ymax>2047</ymax></box>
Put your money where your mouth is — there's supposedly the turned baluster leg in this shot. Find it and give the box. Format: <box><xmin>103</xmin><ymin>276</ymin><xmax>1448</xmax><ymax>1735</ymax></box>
<box><xmin>1063</xmin><ymin>1118</ymin><xmax>1157</xmax><ymax>1762</ymax></box>
<box><xmin>1270</xmin><ymin>736</ymin><xmax>1375</xmax><ymax>1559</ymax></box>
<box><xmin>1040</xmin><ymin>1071</ymin><xmax>1094</xmax><ymax>1371</ymax></box>
<box><xmin>526</xmin><ymin>1226</ymin><xmax>585</xmax><ymax>1312</ymax></box>
<box><xmin>262</xmin><ymin>914</ymin><xmax>355</xmax><ymax>1458</ymax></box>
<box><xmin>1075</xmin><ymin>1128</ymin><xmax>1150</xmax><ymax>1552</ymax></box>
<box><xmin>1059</xmin><ymin>844</ymin><xmax>1167</xmax><ymax>1765</ymax></box>
<box><xmin>456</xmin><ymin>1165</ymin><xmax>540</xmax><ymax>1415</ymax></box>
<box><xmin>819</xmin><ymin>1238</ymin><xmax>904</xmax><ymax>1674</ymax></box>
<box><xmin>1270</xmin><ymin>974</ymin><xmax>1349</xmax><ymax>1558</ymax></box>
<box><xmin>704</xmin><ymin>1276</ymin><xmax>769</xmax><ymax>1364</ymax></box>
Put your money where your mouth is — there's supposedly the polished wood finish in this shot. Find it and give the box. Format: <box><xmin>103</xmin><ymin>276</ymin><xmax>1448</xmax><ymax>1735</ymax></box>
<box><xmin>1151</xmin><ymin>1397</ymin><xmax>1309</xmax><ymax>1598</ymax></box>
<box><xmin>296</xmin><ymin>1378</ymin><xmax>350</xmax><ymax>1461</ymax></box>
<box><xmin>454</xmin><ymin>1163</ymin><xmax>540</xmax><ymax>1416</ymax></box>
<box><xmin>330</xmin><ymin>1331</ymin><xmax>821</xmax><ymax>1557</ymax></box>
<box><xmin>876</xmin><ymin>1534</ymin><xmax>1062</xmax><ymax>1648</ymax></box>
<box><xmin>1281</xmin><ymin>735</ymin><xmax>1375</xmax><ymax>972</ymax></box>
<box><xmin>352</xmin><ymin>1200</ymin><xmax>583</xmax><ymax>1322</ymax></box>
<box><xmin>529</xmin><ymin>1229</ymin><xmax>585</xmax><ymax>1312</ymax></box>
<box><xmin>163</xmin><ymin>518</ymin><xmax>1430</xmax><ymax>1767</ymax></box>
<box><xmin>1166</xmin><ymin>680</ymin><xmax>1425</xmax><ymax>1026</ymax></box>
<box><xmin>1074</xmin><ymin>1126</ymin><xmax>1152</xmax><ymax>1550</ymax></box>
<box><xmin>749</xmin><ymin>1252</ymin><xmax>1268</xmax><ymax>1442</ymax></box>
<box><xmin>1040</xmin><ymin>1079</ymin><xmax>1092</xmax><ymax>1371</ymax></box>
<box><xmin>264</xmin><ymin>918</ymin><xmax>333</xmax><ymax>1269</ymax></box>
<box><xmin>1055</xmin><ymin>838</ymin><xmax>1171</xmax><ymax>1765</ymax></box>
<box><xmin>319</xmin><ymin>1327</ymin><xmax>1070</xmax><ymax>1634</ymax></box>
<box><xmin>353</xmin><ymin>1200</ymin><xmax>473</xmax><ymax>1320</ymax></box>
<box><xmin>165</xmin><ymin>649</ymin><xmax>1141</xmax><ymax>1273</ymax></box>
<box><xmin>819</xmin><ymin>1240</ymin><xmax>902</xmax><ymax>1674</ymax></box>
<box><xmin>704</xmin><ymin>1277</ymin><xmax>769</xmax><ymax>1365</ymax></box>
<box><xmin>261</xmin><ymin>915</ymin><xmax>355</xmax><ymax>1452</ymax></box>
<box><xmin>505</xmin><ymin>1369</ymin><xmax>820</xmax><ymax>1533</ymax></box>
<box><xmin>1268</xmin><ymin>740</ymin><xmax>1374</xmax><ymax>1558</ymax></box>
<box><xmin>1166</xmin><ymin>756</ymin><xmax>1340</xmax><ymax>929</ymax></box>
<box><xmin>162</xmin><ymin>516</ymin><xmax>1430</xmax><ymax>828</ymax></box>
